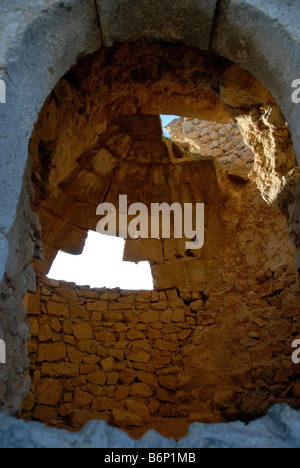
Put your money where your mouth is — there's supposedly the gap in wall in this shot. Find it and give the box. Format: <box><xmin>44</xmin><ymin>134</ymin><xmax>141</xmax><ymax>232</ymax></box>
<box><xmin>160</xmin><ymin>115</ymin><xmax>180</xmax><ymax>138</ymax></box>
<box><xmin>47</xmin><ymin>230</ymin><xmax>154</xmax><ymax>290</ymax></box>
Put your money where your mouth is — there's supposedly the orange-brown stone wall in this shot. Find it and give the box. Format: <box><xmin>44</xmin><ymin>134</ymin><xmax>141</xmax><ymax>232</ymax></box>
<box><xmin>20</xmin><ymin>273</ymin><xmax>300</xmax><ymax>440</ymax></box>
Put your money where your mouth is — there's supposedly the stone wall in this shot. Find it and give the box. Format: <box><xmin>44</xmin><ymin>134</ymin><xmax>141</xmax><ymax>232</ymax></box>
<box><xmin>20</xmin><ymin>271</ymin><xmax>300</xmax><ymax>440</ymax></box>
<box><xmin>21</xmin><ymin>277</ymin><xmax>198</xmax><ymax>439</ymax></box>
<box><xmin>167</xmin><ymin>118</ymin><xmax>254</xmax><ymax>175</ymax></box>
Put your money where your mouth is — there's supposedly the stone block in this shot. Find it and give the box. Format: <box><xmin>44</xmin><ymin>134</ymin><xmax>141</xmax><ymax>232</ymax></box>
<box><xmin>73</xmin><ymin>324</ymin><xmax>94</xmax><ymax>341</ymax></box>
<box><xmin>140</xmin><ymin>311</ymin><xmax>160</xmax><ymax>323</ymax></box>
<box><xmin>137</xmin><ymin>372</ymin><xmax>159</xmax><ymax>388</ymax></box>
<box><xmin>41</xmin><ymin>363</ymin><xmax>79</xmax><ymax>378</ymax></box>
<box><xmin>92</xmin><ymin>397</ymin><xmax>118</xmax><ymax>412</ymax></box>
<box><xmin>36</xmin><ymin>379</ymin><xmax>62</xmax><ymax>406</ymax></box>
<box><xmin>97</xmin><ymin>0</ymin><xmax>218</xmax><ymax>49</ymax></box>
<box><xmin>86</xmin><ymin>302</ymin><xmax>108</xmax><ymax>313</ymax></box>
<box><xmin>129</xmin><ymin>383</ymin><xmax>154</xmax><ymax>398</ymax></box>
<box><xmin>127</xmin><ymin>351</ymin><xmax>150</xmax><ymax>363</ymax></box>
<box><xmin>73</xmin><ymin>389</ymin><xmax>93</xmax><ymax>407</ymax></box>
<box><xmin>119</xmin><ymin>369</ymin><xmax>137</xmax><ymax>385</ymax></box>
<box><xmin>37</xmin><ymin>342</ymin><xmax>66</xmax><ymax>362</ymax></box>
<box><xmin>47</xmin><ymin>302</ymin><xmax>69</xmax><ymax>318</ymax></box>
<box><xmin>158</xmin><ymin>375</ymin><xmax>178</xmax><ymax>391</ymax></box>
<box><xmin>124</xmin><ymin>239</ymin><xmax>164</xmax><ymax>264</ymax></box>
<box><xmin>87</xmin><ymin>371</ymin><xmax>107</xmax><ymax>386</ymax></box>
<box><xmin>172</xmin><ymin>309</ymin><xmax>185</xmax><ymax>323</ymax></box>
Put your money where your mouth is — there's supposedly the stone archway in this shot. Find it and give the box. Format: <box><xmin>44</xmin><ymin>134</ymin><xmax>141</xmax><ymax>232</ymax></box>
<box><xmin>0</xmin><ymin>0</ymin><xmax>300</xmax><ymax>445</ymax></box>
<box><xmin>14</xmin><ymin>40</ymin><xmax>300</xmax><ymax>438</ymax></box>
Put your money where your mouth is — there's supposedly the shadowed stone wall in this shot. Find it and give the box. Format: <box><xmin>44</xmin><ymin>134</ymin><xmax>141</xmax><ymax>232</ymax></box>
<box><xmin>0</xmin><ymin>4</ymin><xmax>300</xmax><ymax>450</ymax></box>
<box><xmin>20</xmin><ymin>263</ymin><xmax>300</xmax><ymax>440</ymax></box>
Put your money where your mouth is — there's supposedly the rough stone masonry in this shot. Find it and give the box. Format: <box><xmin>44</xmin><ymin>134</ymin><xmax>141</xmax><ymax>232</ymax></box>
<box><xmin>0</xmin><ymin>0</ymin><xmax>300</xmax><ymax>449</ymax></box>
<box><xmin>19</xmin><ymin>109</ymin><xmax>300</xmax><ymax>440</ymax></box>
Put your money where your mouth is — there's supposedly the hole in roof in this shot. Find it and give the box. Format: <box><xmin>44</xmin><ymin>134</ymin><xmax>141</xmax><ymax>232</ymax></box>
<box><xmin>47</xmin><ymin>230</ymin><xmax>154</xmax><ymax>290</ymax></box>
<box><xmin>160</xmin><ymin>115</ymin><xmax>180</xmax><ymax>138</ymax></box>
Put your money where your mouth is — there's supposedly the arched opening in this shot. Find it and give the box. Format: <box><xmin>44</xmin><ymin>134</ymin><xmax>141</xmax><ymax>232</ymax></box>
<box><xmin>14</xmin><ymin>40</ymin><xmax>299</xmax><ymax>440</ymax></box>
<box><xmin>1</xmin><ymin>0</ymin><xmax>300</xmax><ymax>451</ymax></box>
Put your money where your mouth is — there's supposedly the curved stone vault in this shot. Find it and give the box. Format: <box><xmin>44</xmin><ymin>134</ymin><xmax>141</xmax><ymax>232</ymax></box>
<box><xmin>0</xmin><ymin>0</ymin><xmax>300</xmax><ymax>447</ymax></box>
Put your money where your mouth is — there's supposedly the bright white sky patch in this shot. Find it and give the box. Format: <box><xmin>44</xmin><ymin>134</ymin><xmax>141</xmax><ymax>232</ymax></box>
<box><xmin>48</xmin><ymin>230</ymin><xmax>154</xmax><ymax>290</ymax></box>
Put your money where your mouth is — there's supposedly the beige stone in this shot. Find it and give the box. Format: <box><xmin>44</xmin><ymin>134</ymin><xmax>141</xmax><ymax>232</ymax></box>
<box><xmin>119</xmin><ymin>369</ymin><xmax>137</xmax><ymax>385</ymax></box>
<box><xmin>67</xmin><ymin>346</ymin><xmax>83</xmax><ymax>364</ymax></box>
<box><xmin>73</xmin><ymin>324</ymin><xmax>94</xmax><ymax>340</ymax></box>
<box><xmin>107</xmin><ymin>372</ymin><xmax>119</xmax><ymax>385</ymax></box>
<box><xmin>190</xmin><ymin>300</ymin><xmax>204</xmax><ymax>311</ymax></box>
<box><xmin>178</xmin><ymin>329</ymin><xmax>192</xmax><ymax>341</ymax></box>
<box><xmin>114</xmin><ymin>323</ymin><xmax>129</xmax><ymax>333</ymax></box>
<box><xmin>130</xmin><ymin>383</ymin><xmax>154</xmax><ymax>398</ymax></box>
<box><xmin>80</xmin><ymin>365</ymin><xmax>98</xmax><ymax>375</ymax></box>
<box><xmin>103</xmin><ymin>311</ymin><xmax>124</xmax><ymax>322</ymax></box>
<box><xmin>38</xmin><ymin>324</ymin><xmax>52</xmax><ymax>343</ymax></box>
<box><xmin>101</xmin><ymin>356</ymin><xmax>115</xmax><ymax>372</ymax></box>
<box><xmin>33</xmin><ymin>406</ymin><xmax>58</xmax><ymax>424</ymax></box>
<box><xmin>112</xmin><ymin>399</ymin><xmax>150</xmax><ymax>427</ymax></box>
<box><xmin>115</xmin><ymin>386</ymin><xmax>130</xmax><ymax>401</ymax></box>
<box><xmin>83</xmin><ymin>355</ymin><xmax>100</xmax><ymax>365</ymax></box>
<box><xmin>147</xmin><ymin>329</ymin><xmax>162</xmax><ymax>340</ymax></box>
<box><xmin>160</xmin><ymin>309</ymin><xmax>173</xmax><ymax>324</ymax></box>
<box><xmin>86</xmin><ymin>302</ymin><xmax>108</xmax><ymax>312</ymax></box>
<box><xmin>127</xmin><ymin>351</ymin><xmax>150</xmax><ymax>363</ymax></box>
<box><xmin>158</xmin><ymin>375</ymin><xmax>178</xmax><ymax>391</ymax></box>
<box><xmin>91</xmin><ymin>311</ymin><xmax>102</xmax><ymax>322</ymax></box>
<box><xmin>74</xmin><ymin>389</ymin><xmax>94</xmax><ymax>407</ymax></box>
<box><xmin>50</xmin><ymin>318</ymin><xmax>62</xmax><ymax>333</ymax></box>
<box><xmin>76</xmin><ymin>340</ymin><xmax>97</xmax><ymax>354</ymax></box>
<box><xmin>28</xmin><ymin>317</ymin><xmax>39</xmax><ymax>337</ymax></box>
<box><xmin>58</xmin><ymin>403</ymin><xmax>73</xmax><ymax>418</ymax></box>
<box><xmin>87</xmin><ymin>371</ymin><xmax>107</xmax><ymax>386</ymax></box>
<box><xmin>137</xmin><ymin>371</ymin><xmax>159</xmax><ymax>387</ymax></box>
<box><xmin>127</xmin><ymin>330</ymin><xmax>145</xmax><ymax>341</ymax></box>
<box><xmin>140</xmin><ymin>311</ymin><xmax>160</xmax><ymax>323</ymax></box>
<box><xmin>108</xmin><ymin>349</ymin><xmax>124</xmax><ymax>361</ymax></box>
<box><xmin>41</xmin><ymin>363</ymin><xmax>79</xmax><ymax>378</ymax></box>
<box><xmin>148</xmin><ymin>399</ymin><xmax>160</xmax><ymax>415</ymax></box>
<box><xmin>47</xmin><ymin>302</ymin><xmax>69</xmax><ymax>318</ymax></box>
<box><xmin>37</xmin><ymin>379</ymin><xmax>62</xmax><ymax>406</ymax></box>
<box><xmin>70</xmin><ymin>306</ymin><xmax>90</xmax><ymax>320</ymax></box>
<box><xmin>22</xmin><ymin>392</ymin><xmax>36</xmax><ymax>411</ymax></box>
<box><xmin>156</xmin><ymin>388</ymin><xmax>175</xmax><ymax>403</ymax></box>
<box><xmin>28</xmin><ymin>338</ymin><xmax>37</xmax><ymax>352</ymax></box>
<box><xmin>63</xmin><ymin>319</ymin><xmax>73</xmax><ymax>335</ymax></box>
<box><xmin>172</xmin><ymin>309</ymin><xmax>185</xmax><ymax>323</ymax></box>
<box><xmin>56</xmin><ymin>288</ymin><xmax>78</xmax><ymax>301</ymax></box>
<box><xmin>37</xmin><ymin>342</ymin><xmax>66</xmax><ymax>362</ymax></box>
<box><xmin>72</xmin><ymin>375</ymin><xmax>87</xmax><ymax>387</ymax></box>
<box><xmin>220</xmin><ymin>64</ymin><xmax>273</xmax><ymax>109</ymax></box>
<box><xmin>214</xmin><ymin>390</ymin><xmax>236</xmax><ymax>409</ymax></box>
<box><xmin>94</xmin><ymin>330</ymin><xmax>116</xmax><ymax>342</ymax></box>
<box><xmin>92</xmin><ymin>397</ymin><xmax>118</xmax><ymax>412</ymax></box>
<box><xmin>151</xmin><ymin>301</ymin><xmax>167</xmax><ymax>311</ymax></box>
<box><xmin>83</xmin><ymin>384</ymin><xmax>104</xmax><ymax>398</ymax></box>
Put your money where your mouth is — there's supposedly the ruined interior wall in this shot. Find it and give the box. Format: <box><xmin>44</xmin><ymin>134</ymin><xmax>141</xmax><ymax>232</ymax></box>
<box><xmin>20</xmin><ymin>265</ymin><xmax>300</xmax><ymax>440</ymax></box>
<box><xmin>1</xmin><ymin>40</ymin><xmax>299</xmax><ymax>423</ymax></box>
<box><xmin>167</xmin><ymin>118</ymin><xmax>253</xmax><ymax>175</ymax></box>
